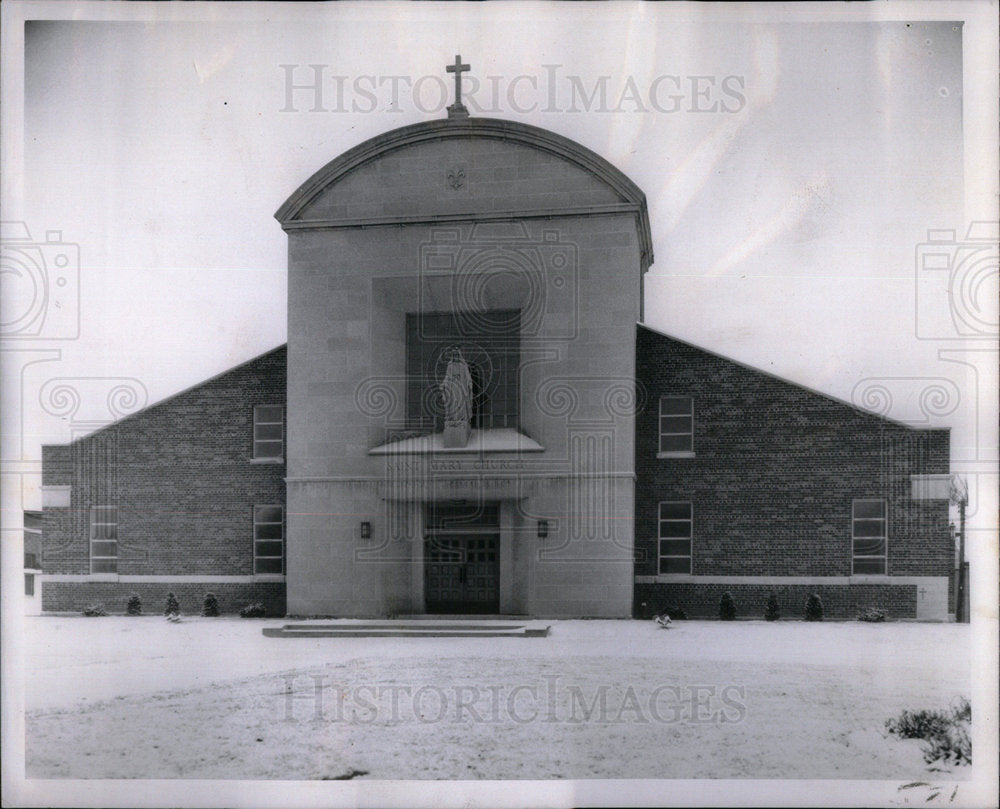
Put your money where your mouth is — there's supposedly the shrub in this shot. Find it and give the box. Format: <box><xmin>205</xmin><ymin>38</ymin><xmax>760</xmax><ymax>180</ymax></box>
<box><xmin>665</xmin><ymin>604</ymin><xmax>687</xmax><ymax>620</ymax></box>
<box><xmin>240</xmin><ymin>602</ymin><xmax>266</xmax><ymax>618</ymax></box>
<box><xmin>126</xmin><ymin>593</ymin><xmax>142</xmax><ymax>616</ymax></box>
<box><xmin>952</xmin><ymin>696</ymin><xmax>971</xmax><ymax>724</ymax></box>
<box><xmin>925</xmin><ymin>721</ymin><xmax>971</xmax><ymax>765</ymax></box>
<box><xmin>887</xmin><ymin>709</ymin><xmax>951</xmax><ymax>739</ymax></box>
<box><xmin>858</xmin><ymin>607</ymin><xmax>887</xmax><ymax>622</ymax></box>
<box><xmin>164</xmin><ymin>592</ymin><xmax>180</xmax><ymax>616</ymax></box>
<box><xmin>718</xmin><ymin>591</ymin><xmax>736</xmax><ymax>621</ymax></box>
<box><xmin>886</xmin><ymin>698</ymin><xmax>971</xmax><ymax>765</ymax></box>
<box><xmin>764</xmin><ymin>591</ymin><xmax>780</xmax><ymax>621</ymax></box>
<box><xmin>202</xmin><ymin>592</ymin><xmax>220</xmax><ymax>617</ymax></box>
<box><xmin>82</xmin><ymin>603</ymin><xmax>107</xmax><ymax>617</ymax></box>
<box><xmin>804</xmin><ymin>593</ymin><xmax>823</xmax><ymax>621</ymax></box>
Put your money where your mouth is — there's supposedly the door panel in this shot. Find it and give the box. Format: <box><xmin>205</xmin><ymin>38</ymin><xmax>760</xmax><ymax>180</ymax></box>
<box><xmin>425</xmin><ymin>533</ymin><xmax>499</xmax><ymax>613</ymax></box>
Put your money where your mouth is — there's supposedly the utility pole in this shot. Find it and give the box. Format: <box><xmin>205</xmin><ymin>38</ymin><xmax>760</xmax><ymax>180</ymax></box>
<box><xmin>951</xmin><ymin>475</ymin><xmax>968</xmax><ymax>623</ymax></box>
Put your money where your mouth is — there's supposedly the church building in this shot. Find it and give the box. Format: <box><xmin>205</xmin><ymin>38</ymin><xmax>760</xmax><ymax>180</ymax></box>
<box><xmin>36</xmin><ymin>59</ymin><xmax>954</xmax><ymax>620</ymax></box>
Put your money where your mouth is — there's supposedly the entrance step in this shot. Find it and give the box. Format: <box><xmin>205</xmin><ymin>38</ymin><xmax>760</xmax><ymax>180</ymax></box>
<box><xmin>263</xmin><ymin>620</ymin><xmax>549</xmax><ymax>638</ymax></box>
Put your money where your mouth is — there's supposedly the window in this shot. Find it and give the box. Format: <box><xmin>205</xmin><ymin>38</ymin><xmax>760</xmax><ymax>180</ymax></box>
<box><xmin>253</xmin><ymin>405</ymin><xmax>284</xmax><ymax>460</ymax></box>
<box><xmin>659</xmin><ymin>396</ymin><xmax>693</xmax><ymax>455</ymax></box>
<box><xmin>90</xmin><ymin>506</ymin><xmax>118</xmax><ymax>573</ymax></box>
<box><xmin>852</xmin><ymin>499</ymin><xmax>886</xmax><ymax>575</ymax></box>
<box><xmin>254</xmin><ymin>505</ymin><xmax>284</xmax><ymax>575</ymax></box>
<box><xmin>658</xmin><ymin>501</ymin><xmax>692</xmax><ymax>574</ymax></box>
<box><xmin>25</xmin><ymin>573</ymin><xmax>34</xmax><ymax>596</ymax></box>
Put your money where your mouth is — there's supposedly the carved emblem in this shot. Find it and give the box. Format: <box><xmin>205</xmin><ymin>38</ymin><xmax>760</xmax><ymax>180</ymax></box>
<box><xmin>447</xmin><ymin>167</ymin><xmax>465</xmax><ymax>190</ymax></box>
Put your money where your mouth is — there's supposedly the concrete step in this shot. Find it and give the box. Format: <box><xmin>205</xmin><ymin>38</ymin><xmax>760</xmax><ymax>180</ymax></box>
<box><xmin>263</xmin><ymin>621</ymin><xmax>549</xmax><ymax>638</ymax></box>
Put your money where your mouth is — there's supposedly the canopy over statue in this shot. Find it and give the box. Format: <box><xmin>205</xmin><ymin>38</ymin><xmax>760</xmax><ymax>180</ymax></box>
<box><xmin>440</xmin><ymin>347</ymin><xmax>473</xmax><ymax>448</ymax></box>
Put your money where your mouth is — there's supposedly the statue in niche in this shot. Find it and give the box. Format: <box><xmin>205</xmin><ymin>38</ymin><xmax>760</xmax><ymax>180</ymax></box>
<box><xmin>440</xmin><ymin>347</ymin><xmax>473</xmax><ymax>448</ymax></box>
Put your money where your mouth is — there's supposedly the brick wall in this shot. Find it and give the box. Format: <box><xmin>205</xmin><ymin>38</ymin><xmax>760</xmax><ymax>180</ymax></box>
<box><xmin>634</xmin><ymin>325</ymin><xmax>951</xmax><ymax>616</ymax></box>
<box><xmin>635</xmin><ymin>582</ymin><xmax>917</xmax><ymax>620</ymax></box>
<box><xmin>41</xmin><ymin>581</ymin><xmax>285</xmax><ymax>616</ymax></box>
<box><xmin>40</xmin><ymin>346</ymin><xmax>287</xmax><ymax>609</ymax></box>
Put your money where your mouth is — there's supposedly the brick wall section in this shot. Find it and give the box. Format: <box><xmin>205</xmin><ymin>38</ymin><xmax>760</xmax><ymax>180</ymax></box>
<box><xmin>41</xmin><ymin>581</ymin><xmax>285</xmax><ymax>616</ymax></box>
<box><xmin>634</xmin><ymin>325</ymin><xmax>951</xmax><ymax>617</ymax></box>
<box><xmin>635</xmin><ymin>582</ymin><xmax>916</xmax><ymax>620</ymax></box>
<box><xmin>40</xmin><ymin>346</ymin><xmax>287</xmax><ymax>611</ymax></box>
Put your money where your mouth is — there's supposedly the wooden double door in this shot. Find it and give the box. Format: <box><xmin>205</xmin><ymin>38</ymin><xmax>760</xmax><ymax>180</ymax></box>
<box><xmin>424</xmin><ymin>503</ymin><xmax>500</xmax><ymax>614</ymax></box>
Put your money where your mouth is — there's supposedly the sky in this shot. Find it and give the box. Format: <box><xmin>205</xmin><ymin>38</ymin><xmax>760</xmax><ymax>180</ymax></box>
<box><xmin>2</xmin><ymin>2</ymin><xmax>997</xmax><ymax>541</ymax></box>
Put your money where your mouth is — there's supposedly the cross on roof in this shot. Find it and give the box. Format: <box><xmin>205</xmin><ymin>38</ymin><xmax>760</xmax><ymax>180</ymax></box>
<box><xmin>446</xmin><ymin>54</ymin><xmax>471</xmax><ymax>119</ymax></box>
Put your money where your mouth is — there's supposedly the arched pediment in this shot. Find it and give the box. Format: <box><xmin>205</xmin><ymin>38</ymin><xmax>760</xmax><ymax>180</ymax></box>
<box><xmin>275</xmin><ymin>117</ymin><xmax>652</xmax><ymax>268</ymax></box>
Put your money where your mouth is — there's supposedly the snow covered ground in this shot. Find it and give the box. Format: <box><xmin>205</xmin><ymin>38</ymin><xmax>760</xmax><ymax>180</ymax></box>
<box><xmin>23</xmin><ymin>617</ymin><xmax>971</xmax><ymax>780</ymax></box>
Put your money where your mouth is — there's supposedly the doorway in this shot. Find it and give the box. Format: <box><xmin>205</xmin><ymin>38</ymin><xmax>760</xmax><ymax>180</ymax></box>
<box><xmin>424</xmin><ymin>502</ymin><xmax>500</xmax><ymax>614</ymax></box>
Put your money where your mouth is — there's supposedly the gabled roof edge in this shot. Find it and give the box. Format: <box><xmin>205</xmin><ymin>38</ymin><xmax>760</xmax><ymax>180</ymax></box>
<box><xmin>43</xmin><ymin>344</ymin><xmax>288</xmax><ymax>449</ymax></box>
<box><xmin>274</xmin><ymin>117</ymin><xmax>653</xmax><ymax>269</ymax></box>
<box><xmin>637</xmin><ymin>322</ymin><xmax>950</xmax><ymax>434</ymax></box>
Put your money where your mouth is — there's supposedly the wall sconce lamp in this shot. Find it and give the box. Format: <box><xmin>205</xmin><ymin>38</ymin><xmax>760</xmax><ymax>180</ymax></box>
<box><xmin>537</xmin><ymin>520</ymin><xmax>549</xmax><ymax>539</ymax></box>
<box><xmin>360</xmin><ymin>521</ymin><xmax>372</xmax><ymax>539</ymax></box>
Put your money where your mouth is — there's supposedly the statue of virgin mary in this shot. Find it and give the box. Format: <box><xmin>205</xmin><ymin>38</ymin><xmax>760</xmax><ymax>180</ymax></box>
<box><xmin>440</xmin><ymin>347</ymin><xmax>473</xmax><ymax>448</ymax></box>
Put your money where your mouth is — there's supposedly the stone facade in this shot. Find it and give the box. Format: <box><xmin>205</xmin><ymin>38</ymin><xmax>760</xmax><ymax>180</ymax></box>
<box><xmin>277</xmin><ymin>118</ymin><xmax>651</xmax><ymax>618</ymax></box>
<box><xmin>633</xmin><ymin>325</ymin><xmax>952</xmax><ymax>620</ymax></box>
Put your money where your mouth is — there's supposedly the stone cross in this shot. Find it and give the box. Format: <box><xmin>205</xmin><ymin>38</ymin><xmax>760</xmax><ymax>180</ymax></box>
<box><xmin>446</xmin><ymin>55</ymin><xmax>470</xmax><ymax>119</ymax></box>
